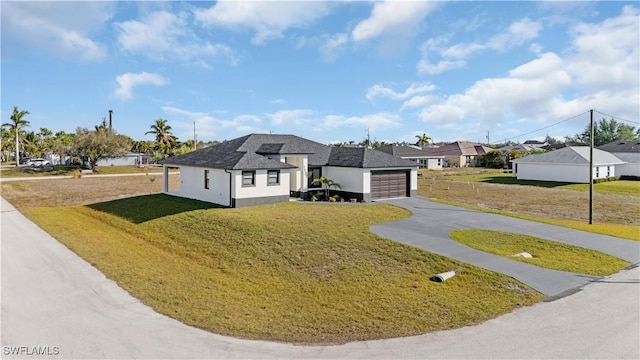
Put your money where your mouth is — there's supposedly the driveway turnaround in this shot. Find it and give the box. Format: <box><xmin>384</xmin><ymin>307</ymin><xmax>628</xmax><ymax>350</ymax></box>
<box><xmin>2</xmin><ymin>196</ymin><xmax>639</xmax><ymax>359</ymax></box>
<box><xmin>372</xmin><ymin>197</ymin><xmax>640</xmax><ymax>298</ymax></box>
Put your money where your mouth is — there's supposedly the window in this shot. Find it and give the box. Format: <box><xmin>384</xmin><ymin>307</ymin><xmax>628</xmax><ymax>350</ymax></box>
<box><xmin>204</xmin><ymin>169</ymin><xmax>210</xmax><ymax>189</ymax></box>
<box><xmin>595</xmin><ymin>167</ymin><xmax>600</xmax><ymax>178</ymax></box>
<box><xmin>308</xmin><ymin>167</ymin><xmax>322</xmax><ymax>188</ymax></box>
<box><xmin>242</xmin><ymin>171</ymin><xmax>255</xmax><ymax>186</ymax></box>
<box><xmin>514</xmin><ymin>163</ymin><xmax>518</xmax><ymax>174</ymax></box>
<box><xmin>607</xmin><ymin>166</ymin><xmax>611</xmax><ymax>177</ymax></box>
<box><xmin>437</xmin><ymin>159</ymin><xmax>442</xmax><ymax>166</ymax></box>
<box><xmin>267</xmin><ymin>170</ymin><xmax>280</xmax><ymax>185</ymax></box>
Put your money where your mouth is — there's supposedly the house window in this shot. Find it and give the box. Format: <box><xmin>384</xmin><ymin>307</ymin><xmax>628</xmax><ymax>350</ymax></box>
<box><xmin>466</xmin><ymin>156</ymin><xmax>472</xmax><ymax>165</ymax></box>
<box><xmin>595</xmin><ymin>167</ymin><xmax>600</xmax><ymax>178</ymax></box>
<box><xmin>514</xmin><ymin>163</ymin><xmax>518</xmax><ymax>174</ymax></box>
<box><xmin>308</xmin><ymin>167</ymin><xmax>322</xmax><ymax>188</ymax></box>
<box><xmin>607</xmin><ymin>166</ymin><xmax>610</xmax><ymax>177</ymax></box>
<box><xmin>242</xmin><ymin>171</ymin><xmax>255</xmax><ymax>186</ymax></box>
<box><xmin>204</xmin><ymin>169</ymin><xmax>210</xmax><ymax>189</ymax></box>
<box><xmin>267</xmin><ymin>170</ymin><xmax>280</xmax><ymax>185</ymax></box>
<box><xmin>437</xmin><ymin>159</ymin><xmax>442</xmax><ymax>166</ymax></box>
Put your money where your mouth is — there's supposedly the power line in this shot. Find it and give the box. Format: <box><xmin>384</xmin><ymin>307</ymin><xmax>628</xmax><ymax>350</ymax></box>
<box><xmin>492</xmin><ymin>110</ymin><xmax>590</xmax><ymax>144</ymax></box>
<box><xmin>593</xmin><ymin>110</ymin><xmax>640</xmax><ymax>125</ymax></box>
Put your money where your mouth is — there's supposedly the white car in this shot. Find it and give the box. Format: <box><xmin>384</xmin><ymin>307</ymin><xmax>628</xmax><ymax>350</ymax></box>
<box><xmin>27</xmin><ymin>158</ymin><xmax>51</xmax><ymax>167</ymax></box>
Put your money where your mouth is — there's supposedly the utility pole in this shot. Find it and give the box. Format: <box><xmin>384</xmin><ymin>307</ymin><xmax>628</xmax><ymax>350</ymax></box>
<box><xmin>108</xmin><ymin>110</ymin><xmax>113</xmax><ymax>130</ymax></box>
<box><xmin>366</xmin><ymin>128</ymin><xmax>371</xmax><ymax>148</ymax></box>
<box><xmin>486</xmin><ymin>130</ymin><xmax>490</xmax><ymax>145</ymax></box>
<box><xmin>193</xmin><ymin>121</ymin><xmax>197</xmax><ymax>151</ymax></box>
<box><xmin>589</xmin><ymin>109</ymin><xmax>594</xmax><ymax>225</ymax></box>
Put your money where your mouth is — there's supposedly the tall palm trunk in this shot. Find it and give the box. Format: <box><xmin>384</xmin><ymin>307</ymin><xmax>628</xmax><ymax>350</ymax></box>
<box><xmin>15</xmin><ymin>130</ymin><xmax>19</xmax><ymax>167</ymax></box>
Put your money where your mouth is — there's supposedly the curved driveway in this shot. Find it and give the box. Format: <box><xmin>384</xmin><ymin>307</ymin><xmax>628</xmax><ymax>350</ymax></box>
<box><xmin>371</xmin><ymin>197</ymin><xmax>640</xmax><ymax>297</ymax></box>
<box><xmin>2</xmin><ymin>196</ymin><xmax>639</xmax><ymax>359</ymax></box>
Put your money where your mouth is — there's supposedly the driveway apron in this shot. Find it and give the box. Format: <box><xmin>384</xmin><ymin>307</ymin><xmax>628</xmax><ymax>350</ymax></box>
<box><xmin>371</xmin><ymin>197</ymin><xmax>640</xmax><ymax>298</ymax></box>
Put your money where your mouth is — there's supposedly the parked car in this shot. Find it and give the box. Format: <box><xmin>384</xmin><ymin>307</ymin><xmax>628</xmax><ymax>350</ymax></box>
<box><xmin>27</xmin><ymin>158</ymin><xmax>51</xmax><ymax>167</ymax></box>
<box><xmin>19</xmin><ymin>157</ymin><xmax>30</xmax><ymax>165</ymax></box>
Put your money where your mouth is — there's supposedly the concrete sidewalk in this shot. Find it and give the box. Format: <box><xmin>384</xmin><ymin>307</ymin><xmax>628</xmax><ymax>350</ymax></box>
<box><xmin>372</xmin><ymin>197</ymin><xmax>640</xmax><ymax>297</ymax></box>
<box><xmin>2</xmin><ymin>196</ymin><xmax>639</xmax><ymax>359</ymax></box>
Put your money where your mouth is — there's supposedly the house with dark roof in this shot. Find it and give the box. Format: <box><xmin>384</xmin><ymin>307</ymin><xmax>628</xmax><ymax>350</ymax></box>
<box><xmin>511</xmin><ymin>146</ymin><xmax>625</xmax><ymax>183</ymax></box>
<box><xmin>421</xmin><ymin>141</ymin><xmax>493</xmax><ymax>167</ymax></box>
<box><xmin>597</xmin><ymin>140</ymin><xmax>640</xmax><ymax>177</ymax></box>
<box><xmin>161</xmin><ymin>134</ymin><xmax>418</xmax><ymax>207</ymax></box>
<box><xmin>377</xmin><ymin>144</ymin><xmax>444</xmax><ymax>169</ymax></box>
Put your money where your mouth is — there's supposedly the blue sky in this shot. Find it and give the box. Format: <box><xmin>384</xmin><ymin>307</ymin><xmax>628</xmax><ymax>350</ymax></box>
<box><xmin>2</xmin><ymin>1</ymin><xmax>638</xmax><ymax>145</ymax></box>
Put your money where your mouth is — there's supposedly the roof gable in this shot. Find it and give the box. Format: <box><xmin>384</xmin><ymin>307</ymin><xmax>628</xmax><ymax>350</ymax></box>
<box><xmin>512</xmin><ymin>146</ymin><xmax>625</xmax><ymax>165</ymax></box>
<box><xmin>597</xmin><ymin>140</ymin><xmax>640</xmax><ymax>153</ymax></box>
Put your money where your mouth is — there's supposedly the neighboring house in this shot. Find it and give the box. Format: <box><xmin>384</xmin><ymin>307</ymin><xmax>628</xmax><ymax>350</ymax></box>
<box><xmin>422</xmin><ymin>141</ymin><xmax>493</xmax><ymax>167</ymax></box>
<box><xmin>523</xmin><ymin>140</ymin><xmax>548</xmax><ymax>149</ymax></box>
<box><xmin>497</xmin><ymin>144</ymin><xmax>537</xmax><ymax>153</ymax></box>
<box><xmin>96</xmin><ymin>152</ymin><xmax>144</xmax><ymax>167</ymax></box>
<box><xmin>597</xmin><ymin>140</ymin><xmax>640</xmax><ymax>177</ymax></box>
<box><xmin>161</xmin><ymin>134</ymin><xmax>418</xmax><ymax>207</ymax></box>
<box><xmin>541</xmin><ymin>143</ymin><xmax>567</xmax><ymax>151</ymax></box>
<box><xmin>511</xmin><ymin>146</ymin><xmax>625</xmax><ymax>183</ymax></box>
<box><xmin>377</xmin><ymin>144</ymin><xmax>444</xmax><ymax>169</ymax></box>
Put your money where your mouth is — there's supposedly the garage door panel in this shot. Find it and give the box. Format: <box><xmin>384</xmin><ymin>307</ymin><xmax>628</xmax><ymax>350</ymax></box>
<box><xmin>371</xmin><ymin>171</ymin><xmax>408</xmax><ymax>200</ymax></box>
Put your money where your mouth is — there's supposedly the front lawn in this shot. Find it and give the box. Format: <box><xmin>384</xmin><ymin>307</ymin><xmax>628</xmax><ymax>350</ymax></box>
<box><xmin>450</xmin><ymin>230</ymin><xmax>630</xmax><ymax>276</ymax></box>
<box><xmin>23</xmin><ymin>195</ymin><xmax>544</xmax><ymax>343</ymax></box>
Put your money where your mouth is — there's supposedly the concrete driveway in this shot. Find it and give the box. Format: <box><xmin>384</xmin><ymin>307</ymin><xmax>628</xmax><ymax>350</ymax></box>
<box><xmin>2</xmin><ymin>196</ymin><xmax>639</xmax><ymax>359</ymax></box>
<box><xmin>372</xmin><ymin>197</ymin><xmax>640</xmax><ymax>298</ymax></box>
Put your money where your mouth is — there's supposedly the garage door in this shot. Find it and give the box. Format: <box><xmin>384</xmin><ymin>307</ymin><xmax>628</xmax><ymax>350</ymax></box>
<box><xmin>371</xmin><ymin>171</ymin><xmax>409</xmax><ymax>200</ymax></box>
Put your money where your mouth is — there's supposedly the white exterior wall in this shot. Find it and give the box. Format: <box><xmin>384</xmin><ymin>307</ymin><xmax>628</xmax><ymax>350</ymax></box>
<box><xmin>426</xmin><ymin>158</ymin><xmax>443</xmax><ymax>169</ymax></box>
<box><xmin>593</xmin><ymin>165</ymin><xmax>615</xmax><ymax>179</ymax></box>
<box><xmin>233</xmin><ymin>169</ymin><xmax>290</xmax><ymax>199</ymax></box>
<box><xmin>285</xmin><ymin>155</ymin><xmax>308</xmax><ymax>192</ymax></box>
<box><xmin>324</xmin><ymin>166</ymin><xmax>366</xmax><ymax>193</ymax></box>
<box><xmin>178</xmin><ymin>166</ymin><xmax>231</xmax><ymax>206</ymax></box>
<box><xmin>616</xmin><ymin>163</ymin><xmax>639</xmax><ymax>176</ymax></box>
<box><xmin>514</xmin><ymin>163</ymin><xmax>588</xmax><ymax>183</ymax></box>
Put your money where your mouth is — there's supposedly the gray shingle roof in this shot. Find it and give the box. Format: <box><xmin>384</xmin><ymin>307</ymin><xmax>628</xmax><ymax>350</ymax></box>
<box><xmin>423</xmin><ymin>141</ymin><xmax>493</xmax><ymax>156</ymax></box>
<box><xmin>161</xmin><ymin>134</ymin><xmax>416</xmax><ymax>170</ymax></box>
<box><xmin>512</xmin><ymin>146</ymin><xmax>625</xmax><ymax>165</ymax></box>
<box><xmin>597</xmin><ymin>140</ymin><xmax>640</xmax><ymax>153</ymax></box>
<box><xmin>328</xmin><ymin>147</ymin><xmax>418</xmax><ymax>168</ymax></box>
<box><xmin>378</xmin><ymin>144</ymin><xmax>444</xmax><ymax>158</ymax></box>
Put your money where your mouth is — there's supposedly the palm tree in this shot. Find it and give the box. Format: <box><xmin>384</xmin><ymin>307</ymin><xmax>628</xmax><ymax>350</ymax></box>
<box><xmin>415</xmin><ymin>133</ymin><xmax>432</xmax><ymax>147</ymax></box>
<box><xmin>311</xmin><ymin>176</ymin><xmax>341</xmax><ymax>200</ymax></box>
<box><xmin>146</xmin><ymin>118</ymin><xmax>177</xmax><ymax>158</ymax></box>
<box><xmin>2</xmin><ymin>106</ymin><xmax>30</xmax><ymax>166</ymax></box>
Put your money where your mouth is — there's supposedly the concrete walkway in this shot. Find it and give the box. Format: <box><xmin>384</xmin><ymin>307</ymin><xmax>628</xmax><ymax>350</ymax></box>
<box><xmin>2</xmin><ymin>196</ymin><xmax>639</xmax><ymax>359</ymax></box>
<box><xmin>372</xmin><ymin>197</ymin><xmax>640</xmax><ymax>297</ymax></box>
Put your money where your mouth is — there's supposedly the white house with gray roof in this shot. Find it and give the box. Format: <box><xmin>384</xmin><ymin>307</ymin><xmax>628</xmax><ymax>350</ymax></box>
<box><xmin>511</xmin><ymin>146</ymin><xmax>625</xmax><ymax>183</ymax></box>
<box><xmin>597</xmin><ymin>140</ymin><xmax>640</xmax><ymax>177</ymax></box>
<box><xmin>161</xmin><ymin>134</ymin><xmax>418</xmax><ymax>207</ymax></box>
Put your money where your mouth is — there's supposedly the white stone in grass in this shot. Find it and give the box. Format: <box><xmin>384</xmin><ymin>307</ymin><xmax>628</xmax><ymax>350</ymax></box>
<box><xmin>513</xmin><ymin>252</ymin><xmax>533</xmax><ymax>258</ymax></box>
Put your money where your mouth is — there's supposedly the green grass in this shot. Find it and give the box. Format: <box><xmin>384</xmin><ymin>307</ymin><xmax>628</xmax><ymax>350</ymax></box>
<box><xmin>0</xmin><ymin>165</ymin><xmax>166</xmax><ymax>178</ymax></box>
<box><xmin>450</xmin><ymin>230</ymin><xmax>630</xmax><ymax>276</ymax></box>
<box><xmin>23</xmin><ymin>195</ymin><xmax>544</xmax><ymax>343</ymax></box>
<box><xmin>443</xmin><ymin>171</ymin><xmax>640</xmax><ymax>196</ymax></box>
<box><xmin>431</xmin><ymin>198</ymin><xmax>640</xmax><ymax>241</ymax></box>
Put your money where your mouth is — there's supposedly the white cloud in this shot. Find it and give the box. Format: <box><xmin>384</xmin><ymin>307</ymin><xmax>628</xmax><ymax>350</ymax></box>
<box><xmin>161</xmin><ymin>106</ymin><xmax>263</xmax><ymax>140</ymax></box>
<box><xmin>115</xmin><ymin>11</ymin><xmax>234</xmax><ymax>66</ymax></box>
<box><xmin>366</xmin><ymin>82</ymin><xmax>436</xmax><ymax>101</ymax></box>
<box><xmin>401</xmin><ymin>95</ymin><xmax>436</xmax><ymax>111</ymax></box>
<box><xmin>2</xmin><ymin>1</ymin><xmax>113</xmax><ymax>60</ymax></box>
<box><xmin>417</xmin><ymin>18</ymin><xmax>543</xmax><ymax>75</ymax></box>
<box><xmin>352</xmin><ymin>1</ymin><xmax>438</xmax><ymax>42</ymax></box>
<box><xmin>321</xmin><ymin>112</ymin><xmax>402</xmax><ymax>131</ymax></box>
<box><xmin>269</xmin><ymin>99</ymin><xmax>287</xmax><ymax>105</ymax></box>
<box><xmin>414</xmin><ymin>7</ymin><xmax>639</xmax><ymax>141</ymax></box>
<box><xmin>115</xmin><ymin>72</ymin><xmax>168</xmax><ymax>100</ymax></box>
<box><xmin>320</xmin><ymin>33</ymin><xmax>349</xmax><ymax>62</ymax></box>
<box><xmin>194</xmin><ymin>1</ymin><xmax>331</xmax><ymax>44</ymax></box>
<box><xmin>265</xmin><ymin>110</ymin><xmax>318</xmax><ymax>126</ymax></box>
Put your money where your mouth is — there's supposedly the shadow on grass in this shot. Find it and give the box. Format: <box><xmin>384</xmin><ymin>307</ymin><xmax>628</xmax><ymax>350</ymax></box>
<box><xmin>88</xmin><ymin>193</ymin><xmax>223</xmax><ymax>224</ymax></box>
<box><xmin>480</xmin><ymin>176</ymin><xmax>574</xmax><ymax>188</ymax></box>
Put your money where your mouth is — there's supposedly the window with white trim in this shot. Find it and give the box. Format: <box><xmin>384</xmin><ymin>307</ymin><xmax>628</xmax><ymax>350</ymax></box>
<box><xmin>204</xmin><ymin>169</ymin><xmax>210</xmax><ymax>189</ymax></box>
<box><xmin>267</xmin><ymin>170</ymin><xmax>280</xmax><ymax>185</ymax></box>
<box><xmin>242</xmin><ymin>171</ymin><xmax>255</xmax><ymax>186</ymax></box>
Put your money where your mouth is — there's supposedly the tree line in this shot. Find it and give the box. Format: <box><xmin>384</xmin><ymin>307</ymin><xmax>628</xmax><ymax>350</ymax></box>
<box><xmin>1</xmin><ymin>106</ymin><xmax>216</xmax><ymax>169</ymax></box>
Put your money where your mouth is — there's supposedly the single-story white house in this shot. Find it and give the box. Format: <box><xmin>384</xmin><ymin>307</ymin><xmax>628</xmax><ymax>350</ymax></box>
<box><xmin>511</xmin><ymin>146</ymin><xmax>625</xmax><ymax>183</ymax></box>
<box><xmin>377</xmin><ymin>144</ymin><xmax>445</xmax><ymax>169</ymax></box>
<box><xmin>597</xmin><ymin>140</ymin><xmax>640</xmax><ymax>177</ymax></box>
<box><xmin>161</xmin><ymin>134</ymin><xmax>419</xmax><ymax>207</ymax></box>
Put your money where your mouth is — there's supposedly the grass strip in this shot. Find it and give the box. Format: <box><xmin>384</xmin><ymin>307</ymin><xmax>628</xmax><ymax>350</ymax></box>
<box><xmin>432</xmin><ymin>198</ymin><xmax>640</xmax><ymax>241</ymax></box>
<box><xmin>23</xmin><ymin>196</ymin><xmax>544</xmax><ymax>343</ymax></box>
<box><xmin>450</xmin><ymin>230</ymin><xmax>630</xmax><ymax>276</ymax></box>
